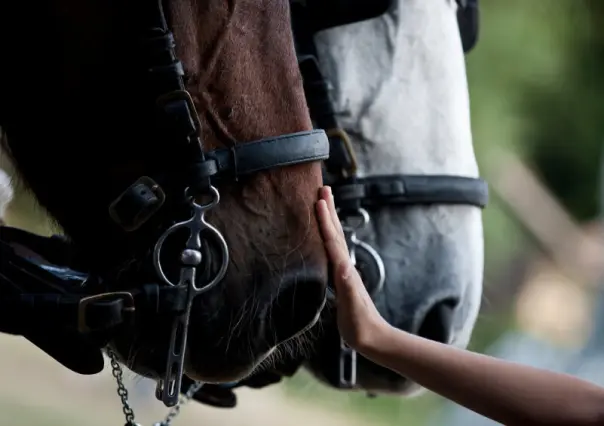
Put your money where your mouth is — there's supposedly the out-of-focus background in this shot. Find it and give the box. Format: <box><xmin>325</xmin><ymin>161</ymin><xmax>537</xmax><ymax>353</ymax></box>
<box><xmin>1</xmin><ymin>1</ymin><xmax>604</xmax><ymax>425</ymax></box>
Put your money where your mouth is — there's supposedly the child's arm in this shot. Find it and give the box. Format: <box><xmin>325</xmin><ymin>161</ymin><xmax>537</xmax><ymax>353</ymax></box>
<box><xmin>315</xmin><ymin>186</ymin><xmax>604</xmax><ymax>426</ymax></box>
<box><xmin>362</xmin><ymin>325</ymin><xmax>604</xmax><ymax>426</ymax></box>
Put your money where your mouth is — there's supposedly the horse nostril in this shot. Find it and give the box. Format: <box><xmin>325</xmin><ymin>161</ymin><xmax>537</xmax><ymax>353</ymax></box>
<box><xmin>262</xmin><ymin>274</ymin><xmax>326</xmax><ymax>347</ymax></box>
<box><xmin>416</xmin><ymin>298</ymin><xmax>459</xmax><ymax>344</ymax></box>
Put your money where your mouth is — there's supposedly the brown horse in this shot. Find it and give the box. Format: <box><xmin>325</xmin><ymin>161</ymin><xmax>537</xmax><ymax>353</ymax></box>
<box><xmin>0</xmin><ymin>0</ymin><xmax>328</xmax><ymax>391</ymax></box>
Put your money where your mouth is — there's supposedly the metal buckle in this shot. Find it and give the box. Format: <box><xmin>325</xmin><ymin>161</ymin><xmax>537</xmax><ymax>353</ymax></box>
<box><xmin>108</xmin><ymin>176</ymin><xmax>166</xmax><ymax>232</ymax></box>
<box><xmin>77</xmin><ymin>291</ymin><xmax>136</xmax><ymax>334</ymax></box>
<box><xmin>326</xmin><ymin>128</ymin><xmax>358</xmax><ymax>177</ymax></box>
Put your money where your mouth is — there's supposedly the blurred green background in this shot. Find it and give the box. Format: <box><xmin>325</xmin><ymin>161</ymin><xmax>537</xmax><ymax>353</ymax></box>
<box><xmin>1</xmin><ymin>1</ymin><xmax>603</xmax><ymax>425</ymax></box>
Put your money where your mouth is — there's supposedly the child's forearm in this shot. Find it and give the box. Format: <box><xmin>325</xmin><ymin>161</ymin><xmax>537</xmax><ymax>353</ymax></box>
<box><xmin>361</xmin><ymin>326</ymin><xmax>604</xmax><ymax>426</ymax></box>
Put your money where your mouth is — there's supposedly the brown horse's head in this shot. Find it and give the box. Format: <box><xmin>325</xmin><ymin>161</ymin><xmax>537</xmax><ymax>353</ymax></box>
<box><xmin>0</xmin><ymin>0</ymin><xmax>328</xmax><ymax>385</ymax></box>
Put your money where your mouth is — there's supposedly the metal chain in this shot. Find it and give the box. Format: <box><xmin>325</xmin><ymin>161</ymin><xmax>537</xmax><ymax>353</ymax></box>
<box><xmin>106</xmin><ymin>348</ymin><xmax>139</xmax><ymax>426</ymax></box>
<box><xmin>106</xmin><ymin>347</ymin><xmax>203</xmax><ymax>426</ymax></box>
<box><xmin>153</xmin><ymin>382</ymin><xmax>204</xmax><ymax>426</ymax></box>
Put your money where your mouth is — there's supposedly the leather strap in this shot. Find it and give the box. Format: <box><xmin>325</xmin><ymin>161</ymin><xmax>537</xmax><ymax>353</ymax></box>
<box><xmin>290</xmin><ymin>0</ymin><xmax>393</xmax><ymax>33</ymax></box>
<box><xmin>0</xmin><ymin>226</ymin><xmax>189</xmax><ymax>337</ymax></box>
<box><xmin>190</xmin><ymin>130</ymin><xmax>330</xmax><ymax>181</ymax></box>
<box><xmin>457</xmin><ymin>0</ymin><xmax>480</xmax><ymax>53</ymax></box>
<box><xmin>332</xmin><ymin>174</ymin><xmax>489</xmax><ymax>211</ymax></box>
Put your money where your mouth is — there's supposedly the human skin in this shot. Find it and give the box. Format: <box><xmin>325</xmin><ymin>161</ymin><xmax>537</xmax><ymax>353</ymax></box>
<box><xmin>315</xmin><ymin>185</ymin><xmax>604</xmax><ymax>426</ymax></box>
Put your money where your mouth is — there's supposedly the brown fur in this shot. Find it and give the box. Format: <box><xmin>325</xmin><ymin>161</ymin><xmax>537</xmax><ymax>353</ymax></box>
<box><xmin>0</xmin><ymin>0</ymin><xmax>327</xmax><ymax>382</ymax></box>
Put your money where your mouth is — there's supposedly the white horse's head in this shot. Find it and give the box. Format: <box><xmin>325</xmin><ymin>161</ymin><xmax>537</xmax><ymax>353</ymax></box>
<box><xmin>305</xmin><ymin>0</ymin><xmax>485</xmax><ymax>395</ymax></box>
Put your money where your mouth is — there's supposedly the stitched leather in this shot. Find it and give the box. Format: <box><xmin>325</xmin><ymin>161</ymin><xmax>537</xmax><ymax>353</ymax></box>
<box><xmin>205</xmin><ymin>129</ymin><xmax>330</xmax><ymax>178</ymax></box>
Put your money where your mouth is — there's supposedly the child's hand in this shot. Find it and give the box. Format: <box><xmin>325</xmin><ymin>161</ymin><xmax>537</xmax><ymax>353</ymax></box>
<box><xmin>315</xmin><ymin>186</ymin><xmax>390</xmax><ymax>351</ymax></box>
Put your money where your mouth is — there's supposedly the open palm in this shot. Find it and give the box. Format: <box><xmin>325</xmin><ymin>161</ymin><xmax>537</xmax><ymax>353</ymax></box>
<box><xmin>315</xmin><ymin>187</ymin><xmax>389</xmax><ymax>350</ymax></box>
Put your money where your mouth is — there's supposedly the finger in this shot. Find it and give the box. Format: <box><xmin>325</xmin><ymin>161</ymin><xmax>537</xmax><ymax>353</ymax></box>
<box><xmin>317</xmin><ymin>200</ymin><xmax>349</xmax><ymax>262</ymax></box>
<box><xmin>316</xmin><ymin>199</ymin><xmax>340</xmax><ymax>247</ymax></box>
<box><xmin>319</xmin><ymin>185</ymin><xmax>331</xmax><ymax>201</ymax></box>
<box><xmin>317</xmin><ymin>188</ymin><xmax>354</xmax><ymax>266</ymax></box>
<box><xmin>323</xmin><ymin>187</ymin><xmax>346</xmax><ymax>242</ymax></box>
<box><xmin>317</xmin><ymin>187</ymin><xmax>342</xmax><ymax>236</ymax></box>
<box><xmin>321</xmin><ymin>186</ymin><xmax>348</xmax><ymax>258</ymax></box>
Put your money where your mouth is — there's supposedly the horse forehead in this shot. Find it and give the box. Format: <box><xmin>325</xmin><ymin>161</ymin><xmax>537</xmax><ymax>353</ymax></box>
<box><xmin>314</xmin><ymin>0</ymin><xmax>478</xmax><ymax>176</ymax></box>
<box><xmin>313</xmin><ymin>0</ymin><xmax>461</xmax><ymax>104</ymax></box>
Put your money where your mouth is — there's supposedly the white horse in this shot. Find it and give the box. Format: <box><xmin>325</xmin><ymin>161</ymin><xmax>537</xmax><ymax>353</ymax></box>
<box><xmin>304</xmin><ymin>0</ymin><xmax>485</xmax><ymax>395</ymax></box>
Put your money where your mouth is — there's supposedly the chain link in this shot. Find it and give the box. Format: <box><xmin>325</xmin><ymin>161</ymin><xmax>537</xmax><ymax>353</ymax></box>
<box><xmin>106</xmin><ymin>348</ymin><xmax>138</xmax><ymax>426</ymax></box>
<box><xmin>153</xmin><ymin>382</ymin><xmax>204</xmax><ymax>426</ymax></box>
<box><xmin>106</xmin><ymin>348</ymin><xmax>203</xmax><ymax>426</ymax></box>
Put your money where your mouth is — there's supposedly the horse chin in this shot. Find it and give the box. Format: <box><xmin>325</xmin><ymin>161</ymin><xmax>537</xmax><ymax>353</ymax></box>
<box><xmin>183</xmin><ymin>348</ymin><xmax>276</xmax><ymax>384</ymax></box>
<box><xmin>118</xmin><ymin>343</ymin><xmax>276</xmax><ymax>386</ymax></box>
<box><xmin>184</xmin><ymin>366</ymin><xmax>258</xmax><ymax>384</ymax></box>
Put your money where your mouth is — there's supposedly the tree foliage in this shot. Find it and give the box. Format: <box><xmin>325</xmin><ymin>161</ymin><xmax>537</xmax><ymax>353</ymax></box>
<box><xmin>467</xmin><ymin>1</ymin><xmax>603</xmax><ymax>272</ymax></box>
